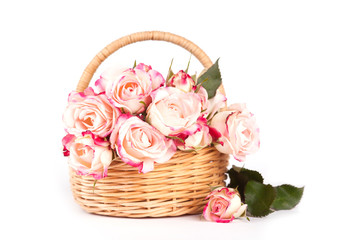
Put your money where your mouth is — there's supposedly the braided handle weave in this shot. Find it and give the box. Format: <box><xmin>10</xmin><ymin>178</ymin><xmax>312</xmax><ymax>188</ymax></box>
<box><xmin>76</xmin><ymin>31</ymin><xmax>225</xmax><ymax>95</ymax></box>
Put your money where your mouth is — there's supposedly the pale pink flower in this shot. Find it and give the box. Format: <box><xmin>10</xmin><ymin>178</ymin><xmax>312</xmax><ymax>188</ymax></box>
<box><xmin>197</xmin><ymin>87</ymin><xmax>227</xmax><ymax>119</ymax></box>
<box><xmin>167</xmin><ymin>70</ymin><xmax>195</xmax><ymax>92</ymax></box>
<box><xmin>203</xmin><ymin>187</ymin><xmax>247</xmax><ymax>223</ymax></box>
<box><xmin>134</xmin><ymin>63</ymin><xmax>165</xmax><ymax>90</ymax></box>
<box><xmin>62</xmin><ymin>131</ymin><xmax>113</xmax><ymax>180</ymax></box>
<box><xmin>210</xmin><ymin>103</ymin><xmax>260</xmax><ymax>161</ymax></box>
<box><xmin>176</xmin><ymin>117</ymin><xmax>212</xmax><ymax>151</ymax></box>
<box><xmin>63</xmin><ymin>87</ymin><xmax>120</xmax><ymax>138</ymax></box>
<box><xmin>110</xmin><ymin>115</ymin><xmax>176</xmax><ymax>173</ymax></box>
<box><xmin>146</xmin><ymin>87</ymin><xmax>202</xmax><ymax>136</ymax></box>
<box><xmin>95</xmin><ymin>64</ymin><xmax>165</xmax><ymax>114</ymax></box>
<box><xmin>134</xmin><ymin>63</ymin><xmax>152</xmax><ymax>72</ymax></box>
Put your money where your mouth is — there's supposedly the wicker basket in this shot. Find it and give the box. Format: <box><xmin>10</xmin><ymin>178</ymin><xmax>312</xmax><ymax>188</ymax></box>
<box><xmin>70</xmin><ymin>31</ymin><xmax>229</xmax><ymax>218</ymax></box>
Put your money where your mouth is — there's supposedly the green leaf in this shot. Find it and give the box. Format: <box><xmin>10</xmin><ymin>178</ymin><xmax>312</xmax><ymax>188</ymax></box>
<box><xmin>234</xmin><ymin>166</ymin><xmax>264</xmax><ymax>183</ymax></box>
<box><xmin>228</xmin><ymin>166</ymin><xmax>304</xmax><ymax>217</ymax></box>
<box><xmin>139</xmin><ymin>101</ymin><xmax>147</xmax><ymax>108</ymax></box>
<box><xmin>166</xmin><ymin>58</ymin><xmax>175</xmax><ymax>83</ymax></box>
<box><xmin>271</xmin><ymin>185</ymin><xmax>304</xmax><ymax>210</ymax></box>
<box><xmin>194</xmin><ymin>77</ymin><xmax>208</xmax><ymax>93</ymax></box>
<box><xmin>245</xmin><ymin>181</ymin><xmax>276</xmax><ymax>217</ymax></box>
<box><xmin>196</xmin><ymin>58</ymin><xmax>222</xmax><ymax>98</ymax></box>
<box><xmin>132</xmin><ymin>60</ymin><xmax>137</xmax><ymax>68</ymax></box>
<box><xmin>92</xmin><ymin>180</ymin><xmax>98</xmax><ymax>194</ymax></box>
<box><xmin>209</xmin><ymin>185</ymin><xmax>223</xmax><ymax>191</ymax></box>
<box><xmin>166</xmin><ymin>135</ymin><xmax>184</xmax><ymax>143</ymax></box>
<box><xmin>191</xmin><ymin>73</ymin><xmax>197</xmax><ymax>82</ymax></box>
<box><xmin>185</xmin><ymin>55</ymin><xmax>192</xmax><ymax>73</ymax></box>
<box><xmin>227</xmin><ymin>166</ymin><xmax>264</xmax><ymax>202</ymax></box>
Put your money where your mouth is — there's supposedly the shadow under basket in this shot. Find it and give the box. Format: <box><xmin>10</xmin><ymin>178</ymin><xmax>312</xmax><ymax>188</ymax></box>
<box><xmin>70</xmin><ymin>147</ymin><xmax>229</xmax><ymax>218</ymax></box>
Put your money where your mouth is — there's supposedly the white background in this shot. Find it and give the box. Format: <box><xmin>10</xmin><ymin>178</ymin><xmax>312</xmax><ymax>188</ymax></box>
<box><xmin>1</xmin><ymin>0</ymin><xmax>359</xmax><ymax>239</ymax></box>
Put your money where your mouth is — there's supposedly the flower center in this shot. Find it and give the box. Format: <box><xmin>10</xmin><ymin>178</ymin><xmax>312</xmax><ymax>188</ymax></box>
<box><xmin>237</xmin><ymin>122</ymin><xmax>251</xmax><ymax>146</ymax></box>
<box><xmin>140</xmin><ymin>130</ymin><xmax>151</xmax><ymax>147</ymax></box>
<box><xmin>83</xmin><ymin>116</ymin><xmax>94</xmax><ymax>127</ymax></box>
<box><xmin>168</xmin><ymin>103</ymin><xmax>184</xmax><ymax>118</ymax></box>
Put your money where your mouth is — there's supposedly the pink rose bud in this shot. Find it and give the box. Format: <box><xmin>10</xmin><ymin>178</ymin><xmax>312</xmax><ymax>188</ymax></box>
<box><xmin>203</xmin><ymin>187</ymin><xmax>247</xmax><ymax>223</ymax></box>
<box><xmin>210</xmin><ymin>103</ymin><xmax>260</xmax><ymax>161</ymax></box>
<box><xmin>109</xmin><ymin>115</ymin><xmax>176</xmax><ymax>173</ymax></box>
<box><xmin>134</xmin><ymin>63</ymin><xmax>152</xmax><ymax>72</ymax></box>
<box><xmin>95</xmin><ymin>64</ymin><xmax>165</xmax><ymax>114</ymax></box>
<box><xmin>168</xmin><ymin>70</ymin><xmax>195</xmax><ymax>92</ymax></box>
<box><xmin>62</xmin><ymin>131</ymin><xmax>113</xmax><ymax>180</ymax></box>
<box><xmin>63</xmin><ymin>87</ymin><xmax>120</xmax><ymax>138</ymax></box>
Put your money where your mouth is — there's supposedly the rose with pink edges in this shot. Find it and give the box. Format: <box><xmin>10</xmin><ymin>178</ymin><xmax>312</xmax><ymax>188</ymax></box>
<box><xmin>167</xmin><ymin>70</ymin><xmax>195</xmax><ymax>92</ymax></box>
<box><xmin>62</xmin><ymin>131</ymin><xmax>113</xmax><ymax>180</ymax></box>
<box><xmin>95</xmin><ymin>63</ymin><xmax>165</xmax><ymax>114</ymax></box>
<box><xmin>210</xmin><ymin>103</ymin><xmax>260</xmax><ymax>161</ymax></box>
<box><xmin>134</xmin><ymin>63</ymin><xmax>165</xmax><ymax>89</ymax></box>
<box><xmin>146</xmin><ymin>87</ymin><xmax>202</xmax><ymax>136</ymax></box>
<box><xmin>203</xmin><ymin>187</ymin><xmax>247</xmax><ymax>223</ymax></box>
<box><xmin>197</xmin><ymin>87</ymin><xmax>227</xmax><ymax>119</ymax></box>
<box><xmin>63</xmin><ymin>87</ymin><xmax>120</xmax><ymax>138</ymax></box>
<box><xmin>110</xmin><ymin>115</ymin><xmax>176</xmax><ymax>173</ymax></box>
<box><xmin>176</xmin><ymin>117</ymin><xmax>213</xmax><ymax>151</ymax></box>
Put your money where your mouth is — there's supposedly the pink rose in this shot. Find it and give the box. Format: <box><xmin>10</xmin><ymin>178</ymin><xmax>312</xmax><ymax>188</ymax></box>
<box><xmin>109</xmin><ymin>115</ymin><xmax>176</xmax><ymax>173</ymax></box>
<box><xmin>197</xmin><ymin>87</ymin><xmax>227</xmax><ymax>119</ymax></box>
<box><xmin>210</xmin><ymin>103</ymin><xmax>260</xmax><ymax>161</ymax></box>
<box><xmin>196</xmin><ymin>86</ymin><xmax>209</xmax><ymax>113</ymax></box>
<box><xmin>203</xmin><ymin>187</ymin><xmax>247</xmax><ymax>223</ymax></box>
<box><xmin>62</xmin><ymin>131</ymin><xmax>113</xmax><ymax>180</ymax></box>
<box><xmin>134</xmin><ymin>63</ymin><xmax>165</xmax><ymax>90</ymax></box>
<box><xmin>146</xmin><ymin>87</ymin><xmax>202</xmax><ymax>136</ymax></box>
<box><xmin>95</xmin><ymin>64</ymin><xmax>165</xmax><ymax>114</ymax></box>
<box><xmin>176</xmin><ymin>117</ymin><xmax>212</xmax><ymax>151</ymax></box>
<box><xmin>134</xmin><ymin>63</ymin><xmax>152</xmax><ymax>72</ymax></box>
<box><xmin>167</xmin><ymin>70</ymin><xmax>195</xmax><ymax>92</ymax></box>
<box><xmin>63</xmin><ymin>87</ymin><xmax>120</xmax><ymax>138</ymax></box>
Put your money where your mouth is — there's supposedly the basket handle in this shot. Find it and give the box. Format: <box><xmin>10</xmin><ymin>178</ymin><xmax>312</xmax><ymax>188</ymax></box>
<box><xmin>76</xmin><ymin>31</ymin><xmax>225</xmax><ymax>95</ymax></box>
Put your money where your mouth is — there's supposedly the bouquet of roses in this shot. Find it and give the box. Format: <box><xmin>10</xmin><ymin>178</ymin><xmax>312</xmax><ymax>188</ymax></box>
<box><xmin>62</xmin><ymin>59</ymin><xmax>302</xmax><ymax>222</ymax></box>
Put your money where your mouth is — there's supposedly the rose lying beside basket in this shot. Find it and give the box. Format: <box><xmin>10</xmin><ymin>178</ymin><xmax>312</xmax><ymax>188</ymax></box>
<box><xmin>62</xmin><ymin>32</ymin><xmax>303</xmax><ymax>222</ymax></box>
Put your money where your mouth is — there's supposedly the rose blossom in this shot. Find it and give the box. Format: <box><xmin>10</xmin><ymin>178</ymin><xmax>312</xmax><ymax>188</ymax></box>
<box><xmin>62</xmin><ymin>131</ymin><xmax>113</xmax><ymax>180</ymax></box>
<box><xmin>197</xmin><ymin>87</ymin><xmax>227</xmax><ymax>119</ymax></box>
<box><xmin>176</xmin><ymin>117</ymin><xmax>212</xmax><ymax>151</ymax></box>
<box><xmin>134</xmin><ymin>63</ymin><xmax>152</xmax><ymax>72</ymax></box>
<box><xmin>110</xmin><ymin>115</ymin><xmax>176</xmax><ymax>173</ymax></box>
<box><xmin>134</xmin><ymin>63</ymin><xmax>165</xmax><ymax>89</ymax></box>
<box><xmin>63</xmin><ymin>87</ymin><xmax>120</xmax><ymax>138</ymax></box>
<box><xmin>146</xmin><ymin>87</ymin><xmax>202</xmax><ymax>136</ymax></box>
<box><xmin>167</xmin><ymin>70</ymin><xmax>195</xmax><ymax>92</ymax></box>
<box><xmin>203</xmin><ymin>187</ymin><xmax>247</xmax><ymax>223</ymax></box>
<box><xmin>210</xmin><ymin>103</ymin><xmax>260</xmax><ymax>161</ymax></box>
<box><xmin>95</xmin><ymin>63</ymin><xmax>165</xmax><ymax>114</ymax></box>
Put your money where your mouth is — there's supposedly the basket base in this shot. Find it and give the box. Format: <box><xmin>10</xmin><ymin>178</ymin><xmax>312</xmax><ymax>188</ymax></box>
<box><xmin>70</xmin><ymin>147</ymin><xmax>229</xmax><ymax>218</ymax></box>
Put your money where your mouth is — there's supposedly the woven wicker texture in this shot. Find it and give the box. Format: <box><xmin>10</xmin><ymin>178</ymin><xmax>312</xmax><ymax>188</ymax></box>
<box><xmin>70</xmin><ymin>31</ymin><xmax>229</xmax><ymax>217</ymax></box>
<box><xmin>75</xmin><ymin>31</ymin><xmax>226</xmax><ymax>95</ymax></box>
<box><xmin>71</xmin><ymin>147</ymin><xmax>229</xmax><ymax>218</ymax></box>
